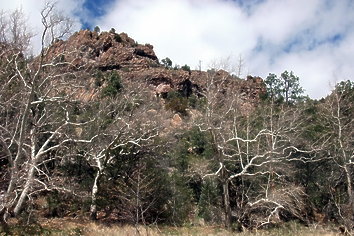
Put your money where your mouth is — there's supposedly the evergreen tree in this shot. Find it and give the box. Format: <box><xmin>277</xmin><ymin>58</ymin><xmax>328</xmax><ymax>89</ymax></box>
<box><xmin>94</xmin><ymin>26</ymin><xmax>100</xmax><ymax>33</ymax></box>
<box><xmin>161</xmin><ymin>57</ymin><xmax>172</xmax><ymax>68</ymax></box>
<box><xmin>265</xmin><ymin>71</ymin><xmax>304</xmax><ymax>103</ymax></box>
<box><xmin>198</xmin><ymin>179</ymin><xmax>222</xmax><ymax>223</ymax></box>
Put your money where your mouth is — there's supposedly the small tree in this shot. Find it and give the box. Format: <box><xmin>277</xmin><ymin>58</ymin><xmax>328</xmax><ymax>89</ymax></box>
<box><xmin>109</xmin><ymin>28</ymin><xmax>116</xmax><ymax>34</ymax></box>
<box><xmin>0</xmin><ymin>8</ymin><xmax>32</xmax><ymax>52</ymax></box>
<box><xmin>161</xmin><ymin>57</ymin><xmax>172</xmax><ymax>69</ymax></box>
<box><xmin>198</xmin><ymin>178</ymin><xmax>222</xmax><ymax>223</ymax></box>
<box><xmin>181</xmin><ymin>64</ymin><xmax>191</xmax><ymax>73</ymax></box>
<box><xmin>265</xmin><ymin>71</ymin><xmax>304</xmax><ymax>104</ymax></box>
<box><xmin>94</xmin><ymin>25</ymin><xmax>100</xmax><ymax>34</ymax></box>
<box><xmin>84</xmin><ymin>79</ymin><xmax>168</xmax><ymax>220</ymax></box>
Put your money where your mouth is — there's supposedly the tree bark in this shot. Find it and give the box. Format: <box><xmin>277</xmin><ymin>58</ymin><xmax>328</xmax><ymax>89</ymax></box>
<box><xmin>223</xmin><ymin>178</ymin><xmax>232</xmax><ymax>229</ymax></box>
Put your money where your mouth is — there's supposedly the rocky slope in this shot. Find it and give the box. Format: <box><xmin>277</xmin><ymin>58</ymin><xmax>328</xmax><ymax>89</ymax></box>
<box><xmin>44</xmin><ymin>29</ymin><xmax>265</xmax><ymax>109</ymax></box>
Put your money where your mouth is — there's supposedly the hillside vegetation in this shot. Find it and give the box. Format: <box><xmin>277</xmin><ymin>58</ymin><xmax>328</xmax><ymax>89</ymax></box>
<box><xmin>0</xmin><ymin>3</ymin><xmax>353</xmax><ymax>235</ymax></box>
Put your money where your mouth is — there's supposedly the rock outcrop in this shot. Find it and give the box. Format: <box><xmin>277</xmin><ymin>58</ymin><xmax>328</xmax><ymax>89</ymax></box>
<box><xmin>43</xmin><ymin>29</ymin><xmax>266</xmax><ymax>108</ymax></box>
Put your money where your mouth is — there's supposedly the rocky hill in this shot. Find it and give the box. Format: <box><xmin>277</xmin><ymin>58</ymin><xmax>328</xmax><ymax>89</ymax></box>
<box><xmin>44</xmin><ymin>29</ymin><xmax>265</xmax><ymax>108</ymax></box>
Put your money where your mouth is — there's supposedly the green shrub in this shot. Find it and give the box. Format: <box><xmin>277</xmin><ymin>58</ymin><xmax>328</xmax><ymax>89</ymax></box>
<box><xmin>148</xmin><ymin>62</ymin><xmax>160</xmax><ymax>68</ymax></box>
<box><xmin>46</xmin><ymin>191</ymin><xmax>87</xmax><ymax>218</ymax></box>
<box><xmin>114</xmin><ymin>33</ymin><xmax>122</xmax><ymax>43</ymax></box>
<box><xmin>94</xmin><ymin>70</ymin><xmax>104</xmax><ymax>87</ymax></box>
<box><xmin>121</xmin><ymin>67</ymin><xmax>130</xmax><ymax>72</ymax></box>
<box><xmin>164</xmin><ymin>91</ymin><xmax>188</xmax><ymax>115</ymax></box>
<box><xmin>188</xmin><ymin>94</ymin><xmax>206</xmax><ymax>110</ymax></box>
<box><xmin>181</xmin><ymin>64</ymin><xmax>191</xmax><ymax>73</ymax></box>
<box><xmin>102</xmin><ymin>71</ymin><xmax>123</xmax><ymax>97</ymax></box>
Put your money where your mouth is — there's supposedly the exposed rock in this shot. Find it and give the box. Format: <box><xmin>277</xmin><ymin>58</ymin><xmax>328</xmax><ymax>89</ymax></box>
<box><xmin>134</xmin><ymin>44</ymin><xmax>158</xmax><ymax>60</ymax></box>
<box><xmin>45</xmin><ymin>30</ymin><xmax>158</xmax><ymax>73</ymax></box>
<box><xmin>75</xmin><ymin>127</ymin><xmax>83</xmax><ymax>137</ymax></box>
<box><xmin>41</xmin><ymin>29</ymin><xmax>266</xmax><ymax>107</ymax></box>
<box><xmin>119</xmin><ymin>32</ymin><xmax>136</xmax><ymax>46</ymax></box>
<box><xmin>241</xmin><ymin>76</ymin><xmax>266</xmax><ymax>101</ymax></box>
<box><xmin>186</xmin><ymin>109</ymin><xmax>202</xmax><ymax>121</ymax></box>
<box><xmin>156</xmin><ymin>84</ymin><xmax>172</xmax><ymax>96</ymax></box>
<box><xmin>171</xmin><ymin>114</ymin><xmax>183</xmax><ymax>127</ymax></box>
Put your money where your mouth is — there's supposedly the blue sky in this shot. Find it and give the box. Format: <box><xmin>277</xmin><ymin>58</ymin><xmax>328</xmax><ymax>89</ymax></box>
<box><xmin>80</xmin><ymin>0</ymin><xmax>115</xmax><ymax>29</ymax></box>
<box><xmin>2</xmin><ymin>0</ymin><xmax>354</xmax><ymax>99</ymax></box>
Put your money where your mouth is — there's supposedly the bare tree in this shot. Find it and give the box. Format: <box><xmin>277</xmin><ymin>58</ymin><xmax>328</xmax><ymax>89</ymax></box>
<box><xmin>0</xmin><ymin>8</ymin><xmax>33</xmax><ymax>52</ymax></box>
<box><xmin>0</xmin><ymin>11</ymin><xmax>8</xmax><ymax>43</ymax></box>
<box><xmin>236</xmin><ymin>54</ymin><xmax>244</xmax><ymax>78</ymax></box>
<box><xmin>319</xmin><ymin>81</ymin><xmax>354</xmax><ymax>231</ymax></box>
<box><xmin>40</xmin><ymin>2</ymin><xmax>73</xmax><ymax>47</ymax></box>
<box><xmin>82</xmin><ymin>81</ymin><xmax>165</xmax><ymax>220</ymax></box>
<box><xmin>0</xmin><ymin>2</ymin><xmax>86</xmax><ymax>225</ymax></box>
<box><xmin>197</xmin><ymin>67</ymin><xmax>314</xmax><ymax>229</ymax></box>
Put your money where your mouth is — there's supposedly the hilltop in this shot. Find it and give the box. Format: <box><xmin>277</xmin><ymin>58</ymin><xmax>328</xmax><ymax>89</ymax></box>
<box><xmin>43</xmin><ymin>29</ymin><xmax>265</xmax><ymax>108</ymax></box>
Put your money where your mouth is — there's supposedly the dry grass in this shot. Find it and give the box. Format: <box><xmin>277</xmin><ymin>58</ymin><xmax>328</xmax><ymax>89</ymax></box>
<box><xmin>75</xmin><ymin>222</ymin><xmax>342</xmax><ymax>236</ymax></box>
<box><xmin>50</xmin><ymin>220</ymin><xmax>339</xmax><ymax>236</ymax></box>
<box><xmin>81</xmin><ymin>224</ymin><xmax>339</xmax><ymax>236</ymax></box>
<box><xmin>1</xmin><ymin>218</ymin><xmax>341</xmax><ymax>236</ymax></box>
<box><xmin>83</xmin><ymin>224</ymin><xmax>240</xmax><ymax>236</ymax></box>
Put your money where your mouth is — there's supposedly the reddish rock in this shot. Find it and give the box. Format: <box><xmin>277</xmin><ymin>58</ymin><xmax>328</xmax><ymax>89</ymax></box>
<box><xmin>134</xmin><ymin>44</ymin><xmax>158</xmax><ymax>60</ymax></box>
<box><xmin>156</xmin><ymin>84</ymin><xmax>172</xmax><ymax>96</ymax></box>
<box><xmin>39</xmin><ymin>29</ymin><xmax>266</xmax><ymax>106</ymax></box>
<box><xmin>171</xmin><ymin>114</ymin><xmax>183</xmax><ymax>127</ymax></box>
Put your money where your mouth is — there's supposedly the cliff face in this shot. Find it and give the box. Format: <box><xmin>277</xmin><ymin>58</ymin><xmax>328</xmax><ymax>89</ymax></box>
<box><xmin>44</xmin><ymin>29</ymin><xmax>265</xmax><ymax>108</ymax></box>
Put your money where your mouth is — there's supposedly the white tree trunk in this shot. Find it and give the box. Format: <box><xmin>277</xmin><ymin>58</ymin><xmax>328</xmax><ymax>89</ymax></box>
<box><xmin>90</xmin><ymin>170</ymin><xmax>101</xmax><ymax>220</ymax></box>
<box><xmin>13</xmin><ymin>158</ymin><xmax>36</xmax><ymax>216</ymax></box>
<box><xmin>344</xmin><ymin>165</ymin><xmax>354</xmax><ymax>216</ymax></box>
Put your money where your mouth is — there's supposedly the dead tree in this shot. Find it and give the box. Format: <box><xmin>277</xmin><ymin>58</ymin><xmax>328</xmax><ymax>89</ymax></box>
<box><xmin>82</xmin><ymin>81</ymin><xmax>165</xmax><ymax>220</ymax></box>
<box><xmin>319</xmin><ymin>81</ymin><xmax>354</xmax><ymax>231</ymax></box>
<box><xmin>197</xmin><ymin>67</ymin><xmax>315</xmax><ymax>229</ymax></box>
<box><xmin>0</xmin><ymin>2</ymin><xmax>88</xmax><ymax>224</ymax></box>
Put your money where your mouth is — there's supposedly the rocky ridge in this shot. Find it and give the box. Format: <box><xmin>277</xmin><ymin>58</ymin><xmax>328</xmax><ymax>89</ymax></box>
<box><xmin>45</xmin><ymin>29</ymin><xmax>266</xmax><ymax>110</ymax></box>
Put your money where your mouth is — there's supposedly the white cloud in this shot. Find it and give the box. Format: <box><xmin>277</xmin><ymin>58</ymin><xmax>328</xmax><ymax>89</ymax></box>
<box><xmin>247</xmin><ymin>0</ymin><xmax>354</xmax><ymax>98</ymax></box>
<box><xmin>251</xmin><ymin>0</ymin><xmax>321</xmax><ymax>44</ymax></box>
